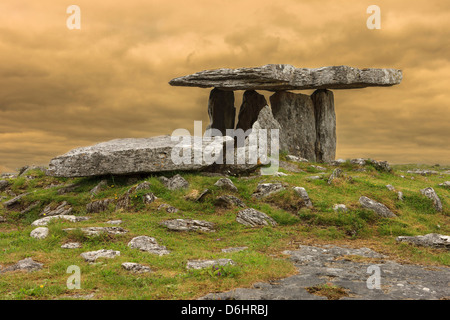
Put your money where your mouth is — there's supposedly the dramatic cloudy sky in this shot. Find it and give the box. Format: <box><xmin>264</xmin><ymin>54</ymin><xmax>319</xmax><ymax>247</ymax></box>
<box><xmin>0</xmin><ymin>0</ymin><xmax>449</xmax><ymax>172</ymax></box>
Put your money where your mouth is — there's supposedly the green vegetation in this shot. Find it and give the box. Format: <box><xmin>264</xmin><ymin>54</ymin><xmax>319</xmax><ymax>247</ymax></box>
<box><xmin>0</xmin><ymin>162</ymin><xmax>449</xmax><ymax>300</ymax></box>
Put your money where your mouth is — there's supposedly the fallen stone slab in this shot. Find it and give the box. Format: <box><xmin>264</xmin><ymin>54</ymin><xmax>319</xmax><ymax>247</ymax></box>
<box><xmin>160</xmin><ymin>219</ymin><xmax>215</xmax><ymax>232</ymax></box>
<box><xmin>214</xmin><ymin>178</ymin><xmax>238</xmax><ymax>192</ymax></box>
<box><xmin>57</xmin><ymin>183</ymin><xmax>81</xmax><ymax>195</ymax></box>
<box><xmin>20</xmin><ymin>201</ymin><xmax>41</xmax><ymax>215</ymax></box>
<box><xmin>40</xmin><ymin>201</ymin><xmax>73</xmax><ymax>217</ymax></box>
<box><xmin>439</xmin><ymin>181</ymin><xmax>450</xmax><ymax>187</ymax></box>
<box><xmin>2</xmin><ymin>193</ymin><xmax>30</xmax><ymax>210</ymax></box>
<box><xmin>122</xmin><ymin>262</ymin><xmax>152</xmax><ymax>273</ymax></box>
<box><xmin>359</xmin><ymin>196</ymin><xmax>396</xmax><ymax>218</ymax></box>
<box><xmin>31</xmin><ymin>215</ymin><xmax>90</xmax><ymax>226</ymax></box>
<box><xmin>30</xmin><ymin>227</ymin><xmax>49</xmax><ymax>239</ymax></box>
<box><xmin>106</xmin><ymin>220</ymin><xmax>122</xmax><ymax>225</ymax></box>
<box><xmin>63</xmin><ymin>227</ymin><xmax>128</xmax><ymax>236</ymax></box>
<box><xmin>186</xmin><ymin>259</ymin><xmax>235</xmax><ymax>270</ymax></box>
<box><xmin>81</xmin><ymin>249</ymin><xmax>120</xmax><ymax>263</ymax></box>
<box><xmin>252</xmin><ymin>183</ymin><xmax>284</xmax><ymax>199</ymax></box>
<box><xmin>128</xmin><ymin>236</ymin><xmax>170</xmax><ymax>256</ymax></box>
<box><xmin>169</xmin><ymin>64</ymin><xmax>402</xmax><ymax>91</ymax></box>
<box><xmin>0</xmin><ymin>258</ymin><xmax>43</xmax><ymax>273</ymax></box>
<box><xmin>47</xmin><ymin>135</ymin><xmax>242</xmax><ymax>178</ymax></box>
<box><xmin>396</xmin><ymin>233</ymin><xmax>450</xmax><ymax>250</ymax></box>
<box><xmin>420</xmin><ymin>187</ymin><xmax>443</xmax><ymax>212</ymax></box>
<box><xmin>236</xmin><ymin>208</ymin><xmax>277</xmax><ymax>227</ymax></box>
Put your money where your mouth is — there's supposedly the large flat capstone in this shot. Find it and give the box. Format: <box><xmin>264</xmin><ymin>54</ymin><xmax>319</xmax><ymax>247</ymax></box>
<box><xmin>169</xmin><ymin>64</ymin><xmax>402</xmax><ymax>91</ymax></box>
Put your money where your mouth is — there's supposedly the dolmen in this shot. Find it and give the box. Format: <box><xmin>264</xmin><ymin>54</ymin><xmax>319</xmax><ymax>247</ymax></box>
<box><xmin>47</xmin><ymin>64</ymin><xmax>402</xmax><ymax>177</ymax></box>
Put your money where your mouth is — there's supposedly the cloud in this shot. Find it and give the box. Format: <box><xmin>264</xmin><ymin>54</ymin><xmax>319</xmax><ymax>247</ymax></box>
<box><xmin>0</xmin><ymin>0</ymin><xmax>449</xmax><ymax>170</ymax></box>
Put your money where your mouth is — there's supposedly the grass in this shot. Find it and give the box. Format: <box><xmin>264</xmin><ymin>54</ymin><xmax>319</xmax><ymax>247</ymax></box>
<box><xmin>0</xmin><ymin>162</ymin><xmax>449</xmax><ymax>300</ymax></box>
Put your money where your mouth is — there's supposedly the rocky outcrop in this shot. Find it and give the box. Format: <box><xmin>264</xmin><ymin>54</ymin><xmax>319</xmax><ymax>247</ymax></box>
<box><xmin>128</xmin><ymin>236</ymin><xmax>170</xmax><ymax>256</ymax></box>
<box><xmin>311</xmin><ymin>89</ymin><xmax>336</xmax><ymax>162</ymax></box>
<box><xmin>169</xmin><ymin>64</ymin><xmax>403</xmax><ymax>91</ymax></box>
<box><xmin>270</xmin><ymin>91</ymin><xmax>316</xmax><ymax>161</ymax></box>
<box><xmin>159</xmin><ymin>174</ymin><xmax>189</xmax><ymax>190</ymax></box>
<box><xmin>122</xmin><ymin>262</ymin><xmax>152</xmax><ymax>273</ymax></box>
<box><xmin>359</xmin><ymin>196</ymin><xmax>396</xmax><ymax>218</ymax></box>
<box><xmin>160</xmin><ymin>219</ymin><xmax>215</xmax><ymax>232</ymax></box>
<box><xmin>215</xmin><ymin>195</ymin><xmax>246</xmax><ymax>208</ymax></box>
<box><xmin>236</xmin><ymin>208</ymin><xmax>277</xmax><ymax>227</ymax></box>
<box><xmin>40</xmin><ymin>201</ymin><xmax>73</xmax><ymax>217</ymax></box>
<box><xmin>252</xmin><ymin>183</ymin><xmax>284</xmax><ymax>198</ymax></box>
<box><xmin>236</xmin><ymin>90</ymin><xmax>268</xmax><ymax>132</ymax></box>
<box><xmin>31</xmin><ymin>215</ymin><xmax>90</xmax><ymax>226</ymax></box>
<box><xmin>293</xmin><ymin>187</ymin><xmax>313</xmax><ymax>208</ymax></box>
<box><xmin>420</xmin><ymin>187</ymin><xmax>443</xmax><ymax>212</ymax></box>
<box><xmin>0</xmin><ymin>258</ymin><xmax>43</xmax><ymax>273</ymax></box>
<box><xmin>207</xmin><ymin>88</ymin><xmax>235</xmax><ymax>136</ymax></box>
<box><xmin>396</xmin><ymin>233</ymin><xmax>449</xmax><ymax>250</ymax></box>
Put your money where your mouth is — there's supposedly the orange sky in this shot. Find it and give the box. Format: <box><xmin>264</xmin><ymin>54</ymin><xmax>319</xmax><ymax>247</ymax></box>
<box><xmin>0</xmin><ymin>0</ymin><xmax>449</xmax><ymax>172</ymax></box>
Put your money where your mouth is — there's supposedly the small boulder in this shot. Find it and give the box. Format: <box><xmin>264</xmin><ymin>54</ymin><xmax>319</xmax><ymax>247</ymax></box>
<box><xmin>160</xmin><ymin>219</ymin><xmax>215</xmax><ymax>232</ymax></box>
<box><xmin>333</xmin><ymin>204</ymin><xmax>348</xmax><ymax>212</ymax></box>
<box><xmin>359</xmin><ymin>196</ymin><xmax>396</xmax><ymax>218</ymax></box>
<box><xmin>386</xmin><ymin>184</ymin><xmax>395</xmax><ymax>191</ymax></box>
<box><xmin>135</xmin><ymin>181</ymin><xmax>151</xmax><ymax>191</ymax></box>
<box><xmin>252</xmin><ymin>183</ymin><xmax>284</xmax><ymax>198</ymax></box>
<box><xmin>214</xmin><ymin>178</ymin><xmax>238</xmax><ymax>192</ymax></box>
<box><xmin>61</xmin><ymin>242</ymin><xmax>82</xmax><ymax>249</ymax></box>
<box><xmin>40</xmin><ymin>201</ymin><xmax>73</xmax><ymax>217</ymax></box>
<box><xmin>160</xmin><ymin>174</ymin><xmax>189</xmax><ymax>190</ymax></box>
<box><xmin>0</xmin><ymin>258</ymin><xmax>43</xmax><ymax>273</ymax></box>
<box><xmin>157</xmin><ymin>203</ymin><xmax>179</xmax><ymax>213</ymax></box>
<box><xmin>236</xmin><ymin>208</ymin><xmax>277</xmax><ymax>227</ymax></box>
<box><xmin>143</xmin><ymin>193</ymin><xmax>157</xmax><ymax>204</ymax></box>
<box><xmin>64</xmin><ymin>227</ymin><xmax>128</xmax><ymax>236</ymax></box>
<box><xmin>86</xmin><ymin>199</ymin><xmax>114</xmax><ymax>213</ymax></box>
<box><xmin>89</xmin><ymin>180</ymin><xmax>108</xmax><ymax>195</ymax></box>
<box><xmin>420</xmin><ymin>187</ymin><xmax>443</xmax><ymax>212</ymax></box>
<box><xmin>0</xmin><ymin>180</ymin><xmax>10</xmax><ymax>191</ymax></box>
<box><xmin>31</xmin><ymin>215</ymin><xmax>90</xmax><ymax>227</ymax></box>
<box><xmin>286</xmin><ymin>155</ymin><xmax>309</xmax><ymax>163</ymax></box>
<box><xmin>293</xmin><ymin>187</ymin><xmax>313</xmax><ymax>208</ymax></box>
<box><xmin>30</xmin><ymin>227</ymin><xmax>49</xmax><ymax>239</ymax></box>
<box><xmin>128</xmin><ymin>236</ymin><xmax>170</xmax><ymax>256</ymax></box>
<box><xmin>438</xmin><ymin>181</ymin><xmax>450</xmax><ymax>187</ymax></box>
<box><xmin>327</xmin><ymin>168</ymin><xmax>342</xmax><ymax>184</ymax></box>
<box><xmin>81</xmin><ymin>249</ymin><xmax>120</xmax><ymax>263</ymax></box>
<box><xmin>221</xmin><ymin>247</ymin><xmax>248</xmax><ymax>253</ymax></box>
<box><xmin>122</xmin><ymin>262</ymin><xmax>152</xmax><ymax>273</ymax></box>
<box><xmin>215</xmin><ymin>195</ymin><xmax>246</xmax><ymax>208</ymax></box>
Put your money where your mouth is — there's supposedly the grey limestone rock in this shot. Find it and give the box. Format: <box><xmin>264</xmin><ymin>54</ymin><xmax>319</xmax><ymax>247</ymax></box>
<box><xmin>236</xmin><ymin>208</ymin><xmax>277</xmax><ymax>227</ymax></box>
<box><xmin>30</xmin><ymin>227</ymin><xmax>49</xmax><ymax>239</ymax></box>
<box><xmin>311</xmin><ymin>89</ymin><xmax>336</xmax><ymax>162</ymax></box>
<box><xmin>293</xmin><ymin>187</ymin><xmax>313</xmax><ymax>208</ymax></box>
<box><xmin>40</xmin><ymin>201</ymin><xmax>73</xmax><ymax>217</ymax></box>
<box><xmin>122</xmin><ymin>262</ymin><xmax>152</xmax><ymax>273</ymax></box>
<box><xmin>0</xmin><ymin>258</ymin><xmax>43</xmax><ymax>273</ymax></box>
<box><xmin>420</xmin><ymin>187</ymin><xmax>443</xmax><ymax>212</ymax></box>
<box><xmin>128</xmin><ymin>236</ymin><xmax>170</xmax><ymax>256</ymax></box>
<box><xmin>186</xmin><ymin>259</ymin><xmax>235</xmax><ymax>270</ymax></box>
<box><xmin>396</xmin><ymin>233</ymin><xmax>449</xmax><ymax>250</ymax></box>
<box><xmin>252</xmin><ymin>183</ymin><xmax>284</xmax><ymax>199</ymax></box>
<box><xmin>80</xmin><ymin>249</ymin><xmax>120</xmax><ymax>263</ymax></box>
<box><xmin>160</xmin><ymin>219</ymin><xmax>215</xmax><ymax>232</ymax></box>
<box><xmin>31</xmin><ymin>215</ymin><xmax>90</xmax><ymax>227</ymax></box>
<box><xmin>236</xmin><ymin>90</ymin><xmax>268</xmax><ymax>132</ymax></box>
<box><xmin>214</xmin><ymin>178</ymin><xmax>238</xmax><ymax>192</ymax></box>
<box><xmin>359</xmin><ymin>196</ymin><xmax>396</xmax><ymax>218</ymax></box>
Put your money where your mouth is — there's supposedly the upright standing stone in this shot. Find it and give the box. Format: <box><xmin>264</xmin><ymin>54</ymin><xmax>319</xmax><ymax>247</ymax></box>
<box><xmin>207</xmin><ymin>88</ymin><xmax>235</xmax><ymax>136</ymax></box>
<box><xmin>311</xmin><ymin>89</ymin><xmax>336</xmax><ymax>162</ymax></box>
<box><xmin>236</xmin><ymin>90</ymin><xmax>268</xmax><ymax>132</ymax></box>
<box><xmin>270</xmin><ymin>91</ymin><xmax>316</xmax><ymax>161</ymax></box>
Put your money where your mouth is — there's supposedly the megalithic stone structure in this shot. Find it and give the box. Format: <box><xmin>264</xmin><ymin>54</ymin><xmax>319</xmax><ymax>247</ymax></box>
<box><xmin>207</xmin><ymin>88</ymin><xmax>235</xmax><ymax>136</ymax></box>
<box><xmin>311</xmin><ymin>89</ymin><xmax>336</xmax><ymax>163</ymax></box>
<box><xmin>236</xmin><ymin>90</ymin><xmax>268</xmax><ymax>132</ymax></box>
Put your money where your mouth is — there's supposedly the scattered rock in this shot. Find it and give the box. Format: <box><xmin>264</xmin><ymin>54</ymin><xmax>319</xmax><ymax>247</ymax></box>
<box><xmin>386</xmin><ymin>184</ymin><xmax>395</xmax><ymax>191</ymax></box>
<box><xmin>128</xmin><ymin>236</ymin><xmax>170</xmax><ymax>255</ymax></box>
<box><xmin>311</xmin><ymin>165</ymin><xmax>327</xmax><ymax>171</ymax></box>
<box><xmin>397</xmin><ymin>192</ymin><xmax>404</xmax><ymax>201</ymax></box>
<box><xmin>420</xmin><ymin>187</ymin><xmax>443</xmax><ymax>212</ymax></box>
<box><xmin>160</xmin><ymin>174</ymin><xmax>189</xmax><ymax>190</ymax></box>
<box><xmin>61</xmin><ymin>242</ymin><xmax>82</xmax><ymax>249</ymax></box>
<box><xmin>359</xmin><ymin>196</ymin><xmax>396</xmax><ymax>218</ymax></box>
<box><xmin>396</xmin><ymin>234</ymin><xmax>450</xmax><ymax>250</ymax></box>
<box><xmin>40</xmin><ymin>201</ymin><xmax>73</xmax><ymax>217</ymax></box>
<box><xmin>252</xmin><ymin>183</ymin><xmax>284</xmax><ymax>198</ymax></box>
<box><xmin>0</xmin><ymin>216</ymin><xmax>6</xmax><ymax>223</ymax></box>
<box><xmin>80</xmin><ymin>249</ymin><xmax>120</xmax><ymax>263</ymax></box>
<box><xmin>307</xmin><ymin>175</ymin><xmax>322</xmax><ymax>180</ymax></box>
<box><xmin>160</xmin><ymin>219</ymin><xmax>215</xmax><ymax>232</ymax></box>
<box><xmin>2</xmin><ymin>193</ymin><xmax>30</xmax><ymax>210</ymax></box>
<box><xmin>0</xmin><ymin>180</ymin><xmax>10</xmax><ymax>191</ymax></box>
<box><xmin>0</xmin><ymin>258</ymin><xmax>43</xmax><ymax>273</ymax></box>
<box><xmin>18</xmin><ymin>165</ymin><xmax>46</xmax><ymax>177</ymax></box>
<box><xmin>236</xmin><ymin>208</ymin><xmax>277</xmax><ymax>227</ymax></box>
<box><xmin>31</xmin><ymin>215</ymin><xmax>90</xmax><ymax>227</ymax></box>
<box><xmin>135</xmin><ymin>181</ymin><xmax>151</xmax><ymax>191</ymax></box>
<box><xmin>86</xmin><ymin>199</ymin><xmax>114</xmax><ymax>213</ymax></box>
<box><xmin>106</xmin><ymin>220</ymin><xmax>122</xmax><ymax>225</ymax></box>
<box><xmin>273</xmin><ymin>172</ymin><xmax>288</xmax><ymax>177</ymax></box>
<box><xmin>407</xmin><ymin>169</ymin><xmax>439</xmax><ymax>176</ymax></box>
<box><xmin>439</xmin><ymin>181</ymin><xmax>450</xmax><ymax>187</ymax></box>
<box><xmin>122</xmin><ymin>262</ymin><xmax>152</xmax><ymax>273</ymax></box>
<box><xmin>221</xmin><ymin>247</ymin><xmax>248</xmax><ymax>253</ymax></box>
<box><xmin>157</xmin><ymin>203</ymin><xmax>179</xmax><ymax>213</ymax></box>
<box><xmin>63</xmin><ymin>227</ymin><xmax>128</xmax><ymax>236</ymax></box>
<box><xmin>330</xmin><ymin>159</ymin><xmax>346</xmax><ymax>166</ymax></box>
<box><xmin>293</xmin><ymin>187</ymin><xmax>313</xmax><ymax>208</ymax></box>
<box><xmin>186</xmin><ymin>259</ymin><xmax>235</xmax><ymax>270</ymax></box>
<box><xmin>20</xmin><ymin>201</ymin><xmax>41</xmax><ymax>215</ymax></box>
<box><xmin>279</xmin><ymin>161</ymin><xmax>304</xmax><ymax>173</ymax></box>
<box><xmin>195</xmin><ymin>189</ymin><xmax>211</xmax><ymax>202</ymax></box>
<box><xmin>333</xmin><ymin>204</ymin><xmax>348</xmax><ymax>212</ymax></box>
<box><xmin>30</xmin><ymin>227</ymin><xmax>49</xmax><ymax>239</ymax></box>
<box><xmin>89</xmin><ymin>180</ymin><xmax>108</xmax><ymax>195</ymax></box>
<box><xmin>328</xmin><ymin>168</ymin><xmax>342</xmax><ymax>184</ymax></box>
<box><xmin>214</xmin><ymin>178</ymin><xmax>238</xmax><ymax>192</ymax></box>
<box><xmin>215</xmin><ymin>195</ymin><xmax>246</xmax><ymax>208</ymax></box>
<box><xmin>143</xmin><ymin>193</ymin><xmax>157</xmax><ymax>204</ymax></box>
<box><xmin>57</xmin><ymin>183</ymin><xmax>80</xmax><ymax>195</ymax></box>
